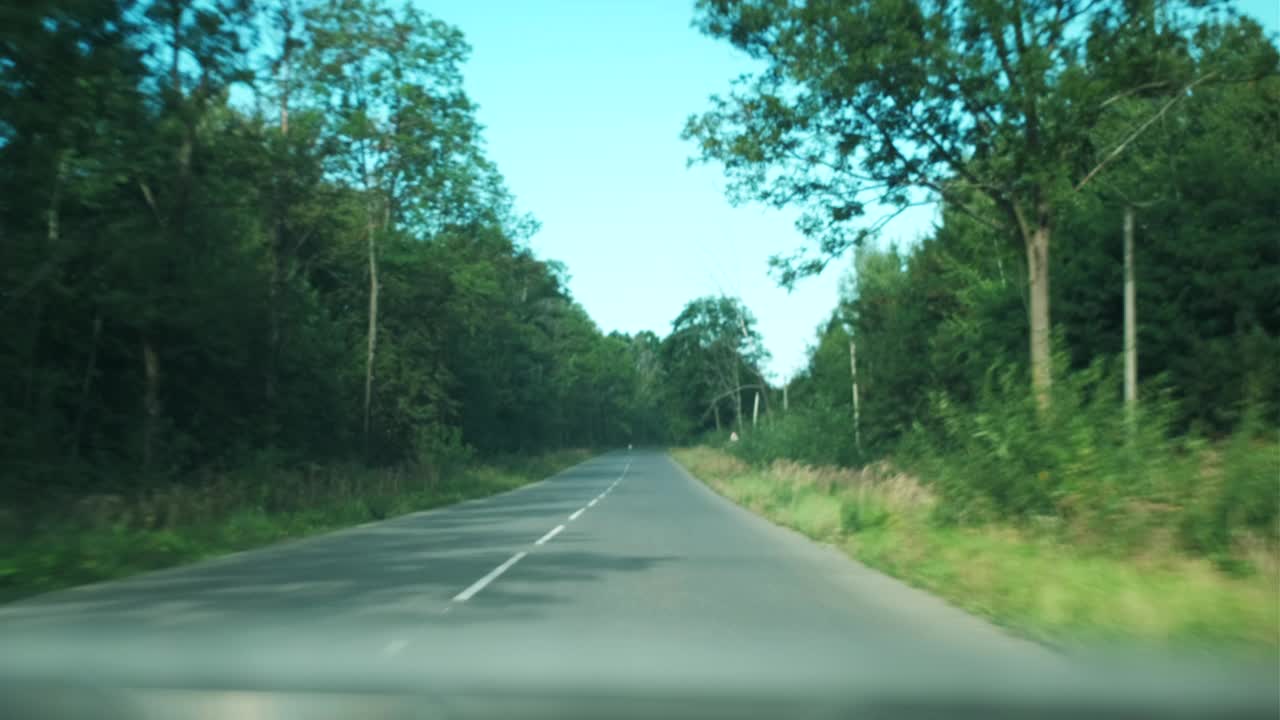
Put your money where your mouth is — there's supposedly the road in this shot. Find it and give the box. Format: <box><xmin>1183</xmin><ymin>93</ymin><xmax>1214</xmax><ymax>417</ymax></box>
<box><xmin>0</xmin><ymin>450</ymin><xmax>1273</xmax><ymax>718</ymax></box>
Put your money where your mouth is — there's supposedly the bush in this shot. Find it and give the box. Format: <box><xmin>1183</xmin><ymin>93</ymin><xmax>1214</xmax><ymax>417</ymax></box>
<box><xmin>900</xmin><ymin>356</ymin><xmax>1277</xmax><ymax>561</ymax></box>
<box><xmin>731</xmin><ymin>404</ymin><xmax>863</xmax><ymax>468</ymax></box>
<box><xmin>840</xmin><ymin>490</ymin><xmax>890</xmax><ymax>533</ymax></box>
<box><xmin>413</xmin><ymin>424</ymin><xmax>475</xmax><ymax>483</ymax></box>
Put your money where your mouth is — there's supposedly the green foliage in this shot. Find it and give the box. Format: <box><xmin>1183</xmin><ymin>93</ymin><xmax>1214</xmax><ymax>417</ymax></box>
<box><xmin>0</xmin><ymin>1</ymin><xmax>664</xmax><ymax>512</ymax></box>
<box><xmin>1178</xmin><ymin>421</ymin><xmax>1280</xmax><ymax>565</ymax></box>
<box><xmin>660</xmin><ymin>295</ymin><xmax>771</xmax><ymax>437</ymax></box>
<box><xmin>684</xmin><ymin>0</ymin><xmax>1254</xmax><ymax>286</ymax></box>
<box><xmin>732</xmin><ymin>405</ymin><xmax>862</xmax><ymax>468</ymax></box>
<box><xmin>840</xmin><ymin>491</ymin><xmax>890</xmax><ymax>534</ymax></box>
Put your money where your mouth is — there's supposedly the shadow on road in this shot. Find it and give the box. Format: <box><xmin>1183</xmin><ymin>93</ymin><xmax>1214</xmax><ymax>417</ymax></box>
<box><xmin>0</xmin><ymin>459</ymin><xmax>653</xmax><ymax>632</ymax></box>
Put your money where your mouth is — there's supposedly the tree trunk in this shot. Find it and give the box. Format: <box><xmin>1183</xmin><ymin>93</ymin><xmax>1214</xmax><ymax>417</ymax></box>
<box><xmin>362</xmin><ymin>215</ymin><xmax>379</xmax><ymax>457</ymax></box>
<box><xmin>782</xmin><ymin>382</ymin><xmax>789</xmax><ymax>412</ymax></box>
<box><xmin>732</xmin><ymin>364</ymin><xmax>743</xmax><ymax>431</ymax></box>
<box><xmin>265</xmin><ymin>221</ymin><xmax>284</xmax><ymax>409</ymax></box>
<box><xmin>1123</xmin><ymin>205</ymin><xmax>1137</xmax><ymax>420</ymax></box>
<box><xmin>266</xmin><ymin>17</ymin><xmax>291</xmax><ymax>410</ymax></box>
<box><xmin>713</xmin><ymin>403</ymin><xmax>721</xmax><ymax>432</ymax></box>
<box><xmin>278</xmin><ymin>44</ymin><xmax>290</xmax><ymax>135</ymax></box>
<box><xmin>1025</xmin><ymin>222</ymin><xmax>1053</xmax><ymax>410</ymax></box>
<box><xmin>72</xmin><ymin>312</ymin><xmax>104</xmax><ymax>461</ymax></box>
<box><xmin>142</xmin><ymin>337</ymin><xmax>160</xmax><ymax>472</ymax></box>
<box><xmin>849</xmin><ymin>337</ymin><xmax>862</xmax><ymax>454</ymax></box>
<box><xmin>752</xmin><ymin>391</ymin><xmax>760</xmax><ymax>428</ymax></box>
<box><xmin>27</xmin><ymin>152</ymin><xmax>68</xmax><ymax>412</ymax></box>
<box><xmin>47</xmin><ymin>152</ymin><xmax>65</xmax><ymax>247</ymax></box>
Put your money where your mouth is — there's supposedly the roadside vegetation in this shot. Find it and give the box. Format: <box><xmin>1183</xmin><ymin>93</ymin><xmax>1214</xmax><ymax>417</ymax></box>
<box><xmin>674</xmin><ymin>446</ymin><xmax>1278</xmax><ymax>655</ymax></box>
<box><xmin>671</xmin><ymin>1</ymin><xmax>1279</xmax><ymax>654</ymax></box>
<box><xmin>0</xmin><ymin>450</ymin><xmax>589</xmax><ymax>603</ymax></box>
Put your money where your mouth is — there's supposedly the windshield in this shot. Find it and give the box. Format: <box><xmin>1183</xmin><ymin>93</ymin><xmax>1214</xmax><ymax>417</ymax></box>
<box><xmin>1</xmin><ymin>1</ymin><xmax>1277</xmax><ymax>718</ymax></box>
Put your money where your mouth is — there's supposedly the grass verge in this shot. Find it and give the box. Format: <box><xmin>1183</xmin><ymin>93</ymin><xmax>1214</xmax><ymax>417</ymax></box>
<box><xmin>672</xmin><ymin>446</ymin><xmax>1279</xmax><ymax>658</ymax></box>
<box><xmin>0</xmin><ymin>449</ymin><xmax>591</xmax><ymax>603</ymax></box>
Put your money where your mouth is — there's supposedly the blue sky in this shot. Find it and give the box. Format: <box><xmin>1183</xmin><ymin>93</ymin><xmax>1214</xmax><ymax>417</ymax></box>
<box><xmin>417</xmin><ymin>0</ymin><xmax>1279</xmax><ymax>380</ymax></box>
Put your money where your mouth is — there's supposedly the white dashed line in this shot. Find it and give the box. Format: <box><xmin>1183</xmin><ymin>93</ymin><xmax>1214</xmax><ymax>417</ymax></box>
<box><xmin>453</xmin><ymin>552</ymin><xmax>528</xmax><ymax>602</ymax></box>
<box><xmin>382</xmin><ymin>639</ymin><xmax>409</xmax><ymax>656</ymax></box>
<box><xmin>535</xmin><ymin>524</ymin><xmax>565</xmax><ymax>545</ymax></box>
<box><xmin>449</xmin><ymin>458</ymin><xmax>636</xmax><ymax>603</ymax></box>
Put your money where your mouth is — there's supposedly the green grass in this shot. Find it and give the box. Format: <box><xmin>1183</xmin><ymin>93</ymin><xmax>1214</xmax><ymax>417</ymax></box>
<box><xmin>672</xmin><ymin>447</ymin><xmax>1279</xmax><ymax>657</ymax></box>
<box><xmin>0</xmin><ymin>449</ymin><xmax>591</xmax><ymax>603</ymax></box>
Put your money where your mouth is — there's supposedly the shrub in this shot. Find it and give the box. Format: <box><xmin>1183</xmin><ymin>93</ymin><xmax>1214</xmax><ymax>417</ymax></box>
<box><xmin>840</xmin><ymin>489</ymin><xmax>890</xmax><ymax>533</ymax></box>
<box><xmin>731</xmin><ymin>404</ymin><xmax>863</xmax><ymax>468</ymax></box>
<box><xmin>899</xmin><ymin>355</ymin><xmax>1277</xmax><ymax>562</ymax></box>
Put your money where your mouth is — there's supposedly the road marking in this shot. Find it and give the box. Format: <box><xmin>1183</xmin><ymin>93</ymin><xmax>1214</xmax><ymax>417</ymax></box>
<box><xmin>587</xmin><ymin>498</ymin><xmax>598</xmax><ymax>508</ymax></box>
<box><xmin>453</xmin><ymin>552</ymin><xmax>528</xmax><ymax>602</ymax></box>
<box><xmin>535</xmin><ymin>524</ymin><xmax>564</xmax><ymax>545</ymax></box>
<box><xmin>382</xmin><ymin>639</ymin><xmax>409</xmax><ymax>656</ymax></box>
<box><xmin>569</xmin><ymin>507</ymin><xmax>585</xmax><ymax>521</ymax></box>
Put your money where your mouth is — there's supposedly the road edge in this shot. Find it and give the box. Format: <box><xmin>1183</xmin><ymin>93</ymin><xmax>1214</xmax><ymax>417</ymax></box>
<box><xmin>663</xmin><ymin>451</ymin><xmax>1062</xmax><ymax>661</ymax></box>
<box><xmin>4</xmin><ymin>451</ymin><xmax>610</xmax><ymax>605</ymax></box>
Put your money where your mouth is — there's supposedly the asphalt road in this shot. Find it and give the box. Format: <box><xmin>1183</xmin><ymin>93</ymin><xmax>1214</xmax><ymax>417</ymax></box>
<box><xmin>0</xmin><ymin>450</ymin><xmax>1274</xmax><ymax>719</ymax></box>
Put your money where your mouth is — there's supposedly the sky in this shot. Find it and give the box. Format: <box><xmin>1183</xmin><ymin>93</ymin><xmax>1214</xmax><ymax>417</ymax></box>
<box><xmin>416</xmin><ymin>0</ymin><xmax>1279</xmax><ymax>381</ymax></box>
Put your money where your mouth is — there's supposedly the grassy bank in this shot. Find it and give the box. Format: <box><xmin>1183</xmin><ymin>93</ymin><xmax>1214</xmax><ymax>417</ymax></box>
<box><xmin>673</xmin><ymin>447</ymin><xmax>1279</xmax><ymax>656</ymax></box>
<box><xmin>0</xmin><ymin>449</ymin><xmax>591</xmax><ymax>603</ymax></box>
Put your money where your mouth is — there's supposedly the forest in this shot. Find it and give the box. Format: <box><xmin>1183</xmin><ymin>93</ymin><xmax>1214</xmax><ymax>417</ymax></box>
<box><xmin>1</xmin><ymin>0</ymin><xmax>676</xmax><ymax>494</ymax></box>
<box><xmin>1</xmin><ymin>0</ymin><xmax>1277</xmax><ymax>632</ymax></box>
<box><xmin>0</xmin><ymin>0</ymin><xmax>680</xmax><ymax>593</ymax></box>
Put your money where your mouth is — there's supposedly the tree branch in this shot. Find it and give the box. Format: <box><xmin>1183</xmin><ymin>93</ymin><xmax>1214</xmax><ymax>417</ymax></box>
<box><xmin>1100</xmin><ymin>81</ymin><xmax>1172</xmax><ymax>108</ymax></box>
<box><xmin>1075</xmin><ymin>72</ymin><xmax>1217</xmax><ymax>193</ymax></box>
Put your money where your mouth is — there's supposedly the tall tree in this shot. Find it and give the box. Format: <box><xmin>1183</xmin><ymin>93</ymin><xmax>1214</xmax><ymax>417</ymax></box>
<box><xmin>662</xmin><ymin>296</ymin><xmax>770</xmax><ymax>433</ymax></box>
<box><xmin>684</xmin><ymin>0</ymin><xmax>1234</xmax><ymax>405</ymax></box>
<box><xmin>301</xmin><ymin>0</ymin><xmax>483</xmax><ymax>454</ymax></box>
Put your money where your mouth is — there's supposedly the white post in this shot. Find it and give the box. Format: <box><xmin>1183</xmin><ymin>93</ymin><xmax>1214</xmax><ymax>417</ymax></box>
<box><xmin>752</xmin><ymin>390</ymin><xmax>760</xmax><ymax>428</ymax></box>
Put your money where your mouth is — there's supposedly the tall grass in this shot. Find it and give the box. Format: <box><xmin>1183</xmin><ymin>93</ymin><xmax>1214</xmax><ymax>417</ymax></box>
<box><xmin>0</xmin><ymin>449</ymin><xmax>590</xmax><ymax>602</ymax></box>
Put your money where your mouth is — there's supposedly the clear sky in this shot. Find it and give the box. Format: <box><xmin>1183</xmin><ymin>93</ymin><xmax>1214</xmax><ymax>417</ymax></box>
<box><xmin>416</xmin><ymin>0</ymin><xmax>1279</xmax><ymax>380</ymax></box>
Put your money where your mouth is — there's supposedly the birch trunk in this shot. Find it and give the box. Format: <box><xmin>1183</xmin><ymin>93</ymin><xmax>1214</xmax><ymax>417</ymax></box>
<box><xmin>1025</xmin><ymin>222</ymin><xmax>1053</xmax><ymax>411</ymax></box>
<box><xmin>362</xmin><ymin>215</ymin><xmax>379</xmax><ymax>456</ymax></box>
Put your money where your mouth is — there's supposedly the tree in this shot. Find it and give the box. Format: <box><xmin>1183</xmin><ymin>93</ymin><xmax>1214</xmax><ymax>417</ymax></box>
<box><xmin>301</xmin><ymin>0</ymin><xmax>486</xmax><ymax>454</ymax></box>
<box><xmin>684</xmin><ymin>0</ymin><xmax>1235</xmax><ymax>405</ymax></box>
<box><xmin>662</xmin><ymin>296</ymin><xmax>770</xmax><ymax>433</ymax></box>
